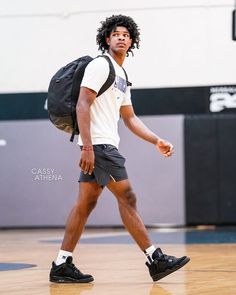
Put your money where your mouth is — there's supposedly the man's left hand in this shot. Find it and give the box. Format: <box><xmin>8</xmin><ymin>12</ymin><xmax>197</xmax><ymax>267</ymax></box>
<box><xmin>156</xmin><ymin>139</ymin><xmax>174</xmax><ymax>158</ymax></box>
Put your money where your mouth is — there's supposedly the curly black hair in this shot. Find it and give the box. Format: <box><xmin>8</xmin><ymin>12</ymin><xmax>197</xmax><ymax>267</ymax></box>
<box><xmin>96</xmin><ymin>14</ymin><xmax>140</xmax><ymax>56</ymax></box>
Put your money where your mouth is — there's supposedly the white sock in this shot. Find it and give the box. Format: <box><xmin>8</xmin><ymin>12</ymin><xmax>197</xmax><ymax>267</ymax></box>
<box><xmin>144</xmin><ymin>245</ymin><xmax>156</xmax><ymax>263</ymax></box>
<box><xmin>55</xmin><ymin>250</ymin><xmax>73</xmax><ymax>266</ymax></box>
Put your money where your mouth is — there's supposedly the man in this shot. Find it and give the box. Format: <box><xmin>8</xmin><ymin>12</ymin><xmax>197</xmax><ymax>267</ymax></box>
<box><xmin>50</xmin><ymin>14</ymin><xmax>190</xmax><ymax>283</ymax></box>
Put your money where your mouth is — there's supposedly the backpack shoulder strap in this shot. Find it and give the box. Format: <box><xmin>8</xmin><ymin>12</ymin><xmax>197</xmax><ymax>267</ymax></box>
<box><xmin>122</xmin><ymin>67</ymin><xmax>132</xmax><ymax>86</ymax></box>
<box><xmin>96</xmin><ymin>55</ymin><xmax>115</xmax><ymax>97</ymax></box>
<box><xmin>96</xmin><ymin>55</ymin><xmax>132</xmax><ymax>96</ymax></box>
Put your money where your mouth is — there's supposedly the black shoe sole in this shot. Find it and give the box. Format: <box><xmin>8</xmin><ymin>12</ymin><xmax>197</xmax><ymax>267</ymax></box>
<box><xmin>151</xmin><ymin>256</ymin><xmax>190</xmax><ymax>282</ymax></box>
<box><xmin>50</xmin><ymin>275</ymin><xmax>94</xmax><ymax>283</ymax></box>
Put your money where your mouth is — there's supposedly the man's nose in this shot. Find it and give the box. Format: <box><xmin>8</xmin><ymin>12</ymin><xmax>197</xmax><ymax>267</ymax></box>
<box><xmin>118</xmin><ymin>35</ymin><xmax>125</xmax><ymax>40</ymax></box>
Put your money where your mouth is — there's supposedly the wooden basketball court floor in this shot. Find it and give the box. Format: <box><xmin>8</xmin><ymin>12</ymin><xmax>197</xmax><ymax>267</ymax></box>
<box><xmin>1</xmin><ymin>226</ymin><xmax>236</xmax><ymax>295</ymax></box>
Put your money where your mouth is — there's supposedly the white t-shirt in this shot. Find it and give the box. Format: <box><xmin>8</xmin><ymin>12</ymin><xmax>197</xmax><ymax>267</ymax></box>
<box><xmin>78</xmin><ymin>53</ymin><xmax>132</xmax><ymax>148</ymax></box>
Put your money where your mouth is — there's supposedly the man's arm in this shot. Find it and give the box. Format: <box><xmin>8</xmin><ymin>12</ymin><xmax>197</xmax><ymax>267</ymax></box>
<box><xmin>120</xmin><ymin>105</ymin><xmax>174</xmax><ymax>157</ymax></box>
<box><xmin>76</xmin><ymin>87</ymin><xmax>96</xmax><ymax>174</ymax></box>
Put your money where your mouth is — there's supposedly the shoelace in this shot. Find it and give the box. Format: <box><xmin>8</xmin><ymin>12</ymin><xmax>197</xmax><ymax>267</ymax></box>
<box><xmin>158</xmin><ymin>254</ymin><xmax>175</xmax><ymax>261</ymax></box>
<box><xmin>66</xmin><ymin>262</ymin><xmax>81</xmax><ymax>274</ymax></box>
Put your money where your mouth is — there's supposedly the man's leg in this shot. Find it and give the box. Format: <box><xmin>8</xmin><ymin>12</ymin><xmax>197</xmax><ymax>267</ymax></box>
<box><xmin>107</xmin><ymin>179</ymin><xmax>151</xmax><ymax>251</ymax></box>
<box><xmin>107</xmin><ymin>179</ymin><xmax>190</xmax><ymax>282</ymax></box>
<box><xmin>50</xmin><ymin>181</ymin><xmax>103</xmax><ymax>283</ymax></box>
<box><xmin>60</xmin><ymin>181</ymin><xmax>103</xmax><ymax>252</ymax></box>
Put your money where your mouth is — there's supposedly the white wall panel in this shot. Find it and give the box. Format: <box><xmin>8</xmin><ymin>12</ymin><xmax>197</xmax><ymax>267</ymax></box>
<box><xmin>0</xmin><ymin>0</ymin><xmax>235</xmax><ymax>92</ymax></box>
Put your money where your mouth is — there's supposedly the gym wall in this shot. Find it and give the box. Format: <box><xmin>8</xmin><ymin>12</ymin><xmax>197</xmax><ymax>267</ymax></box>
<box><xmin>0</xmin><ymin>0</ymin><xmax>236</xmax><ymax>227</ymax></box>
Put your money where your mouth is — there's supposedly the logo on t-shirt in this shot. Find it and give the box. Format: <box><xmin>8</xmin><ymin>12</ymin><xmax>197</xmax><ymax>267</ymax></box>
<box><xmin>114</xmin><ymin>76</ymin><xmax>127</xmax><ymax>93</ymax></box>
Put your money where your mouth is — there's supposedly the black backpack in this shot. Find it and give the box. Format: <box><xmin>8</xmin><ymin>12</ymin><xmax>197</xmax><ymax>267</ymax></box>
<box><xmin>47</xmin><ymin>55</ymin><xmax>116</xmax><ymax>142</ymax></box>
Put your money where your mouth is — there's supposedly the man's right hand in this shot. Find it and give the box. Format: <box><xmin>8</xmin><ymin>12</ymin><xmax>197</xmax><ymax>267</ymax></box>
<box><xmin>79</xmin><ymin>146</ymin><xmax>95</xmax><ymax>175</ymax></box>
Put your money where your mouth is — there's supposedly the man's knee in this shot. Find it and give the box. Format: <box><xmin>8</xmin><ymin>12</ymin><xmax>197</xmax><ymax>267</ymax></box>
<box><xmin>86</xmin><ymin>198</ymin><xmax>98</xmax><ymax>213</ymax></box>
<box><xmin>76</xmin><ymin>195</ymin><xmax>98</xmax><ymax>216</ymax></box>
<box><xmin>119</xmin><ymin>189</ymin><xmax>137</xmax><ymax>208</ymax></box>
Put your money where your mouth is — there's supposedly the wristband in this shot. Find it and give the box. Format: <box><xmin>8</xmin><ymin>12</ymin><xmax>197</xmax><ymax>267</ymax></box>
<box><xmin>82</xmin><ymin>146</ymin><xmax>93</xmax><ymax>151</ymax></box>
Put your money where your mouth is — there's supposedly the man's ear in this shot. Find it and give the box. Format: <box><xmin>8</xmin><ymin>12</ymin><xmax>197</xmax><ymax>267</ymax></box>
<box><xmin>106</xmin><ymin>37</ymin><xmax>110</xmax><ymax>46</ymax></box>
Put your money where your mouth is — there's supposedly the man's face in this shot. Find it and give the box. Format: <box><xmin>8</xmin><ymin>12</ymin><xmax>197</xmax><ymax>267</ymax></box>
<box><xmin>106</xmin><ymin>26</ymin><xmax>132</xmax><ymax>54</ymax></box>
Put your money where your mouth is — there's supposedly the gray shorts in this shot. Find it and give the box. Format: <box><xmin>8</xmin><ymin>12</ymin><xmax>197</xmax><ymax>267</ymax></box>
<box><xmin>79</xmin><ymin>144</ymin><xmax>128</xmax><ymax>187</ymax></box>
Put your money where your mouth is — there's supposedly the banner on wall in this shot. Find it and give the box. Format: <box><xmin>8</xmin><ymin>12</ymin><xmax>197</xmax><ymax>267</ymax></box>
<box><xmin>132</xmin><ymin>84</ymin><xmax>236</xmax><ymax>116</ymax></box>
<box><xmin>0</xmin><ymin>85</ymin><xmax>236</xmax><ymax>120</ymax></box>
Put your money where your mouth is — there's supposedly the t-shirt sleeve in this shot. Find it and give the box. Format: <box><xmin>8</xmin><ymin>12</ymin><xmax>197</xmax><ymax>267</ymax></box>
<box><xmin>81</xmin><ymin>57</ymin><xmax>110</xmax><ymax>94</ymax></box>
<box><xmin>121</xmin><ymin>86</ymin><xmax>132</xmax><ymax>106</ymax></box>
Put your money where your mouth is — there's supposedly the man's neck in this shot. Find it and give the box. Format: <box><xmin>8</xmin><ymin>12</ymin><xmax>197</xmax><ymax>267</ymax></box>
<box><xmin>107</xmin><ymin>50</ymin><xmax>126</xmax><ymax>66</ymax></box>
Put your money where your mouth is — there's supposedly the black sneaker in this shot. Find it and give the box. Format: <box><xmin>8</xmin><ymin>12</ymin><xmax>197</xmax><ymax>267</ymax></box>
<box><xmin>49</xmin><ymin>256</ymin><xmax>94</xmax><ymax>283</ymax></box>
<box><xmin>146</xmin><ymin>248</ymin><xmax>190</xmax><ymax>282</ymax></box>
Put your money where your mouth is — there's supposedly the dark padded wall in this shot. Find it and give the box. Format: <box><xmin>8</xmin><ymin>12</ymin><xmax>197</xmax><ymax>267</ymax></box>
<box><xmin>185</xmin><ymin>115</ymin><xmax>219</xmax><ymax>224</ymax></box>
<box><xmin>185</xmin><ymin>115</ymin><xmax>236</xmax><ymax>225</ymax></box>
<box><xmin>218</xmin><ymin>116</ymin><xmax>236</xmax><ymax>223</ymax></box>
